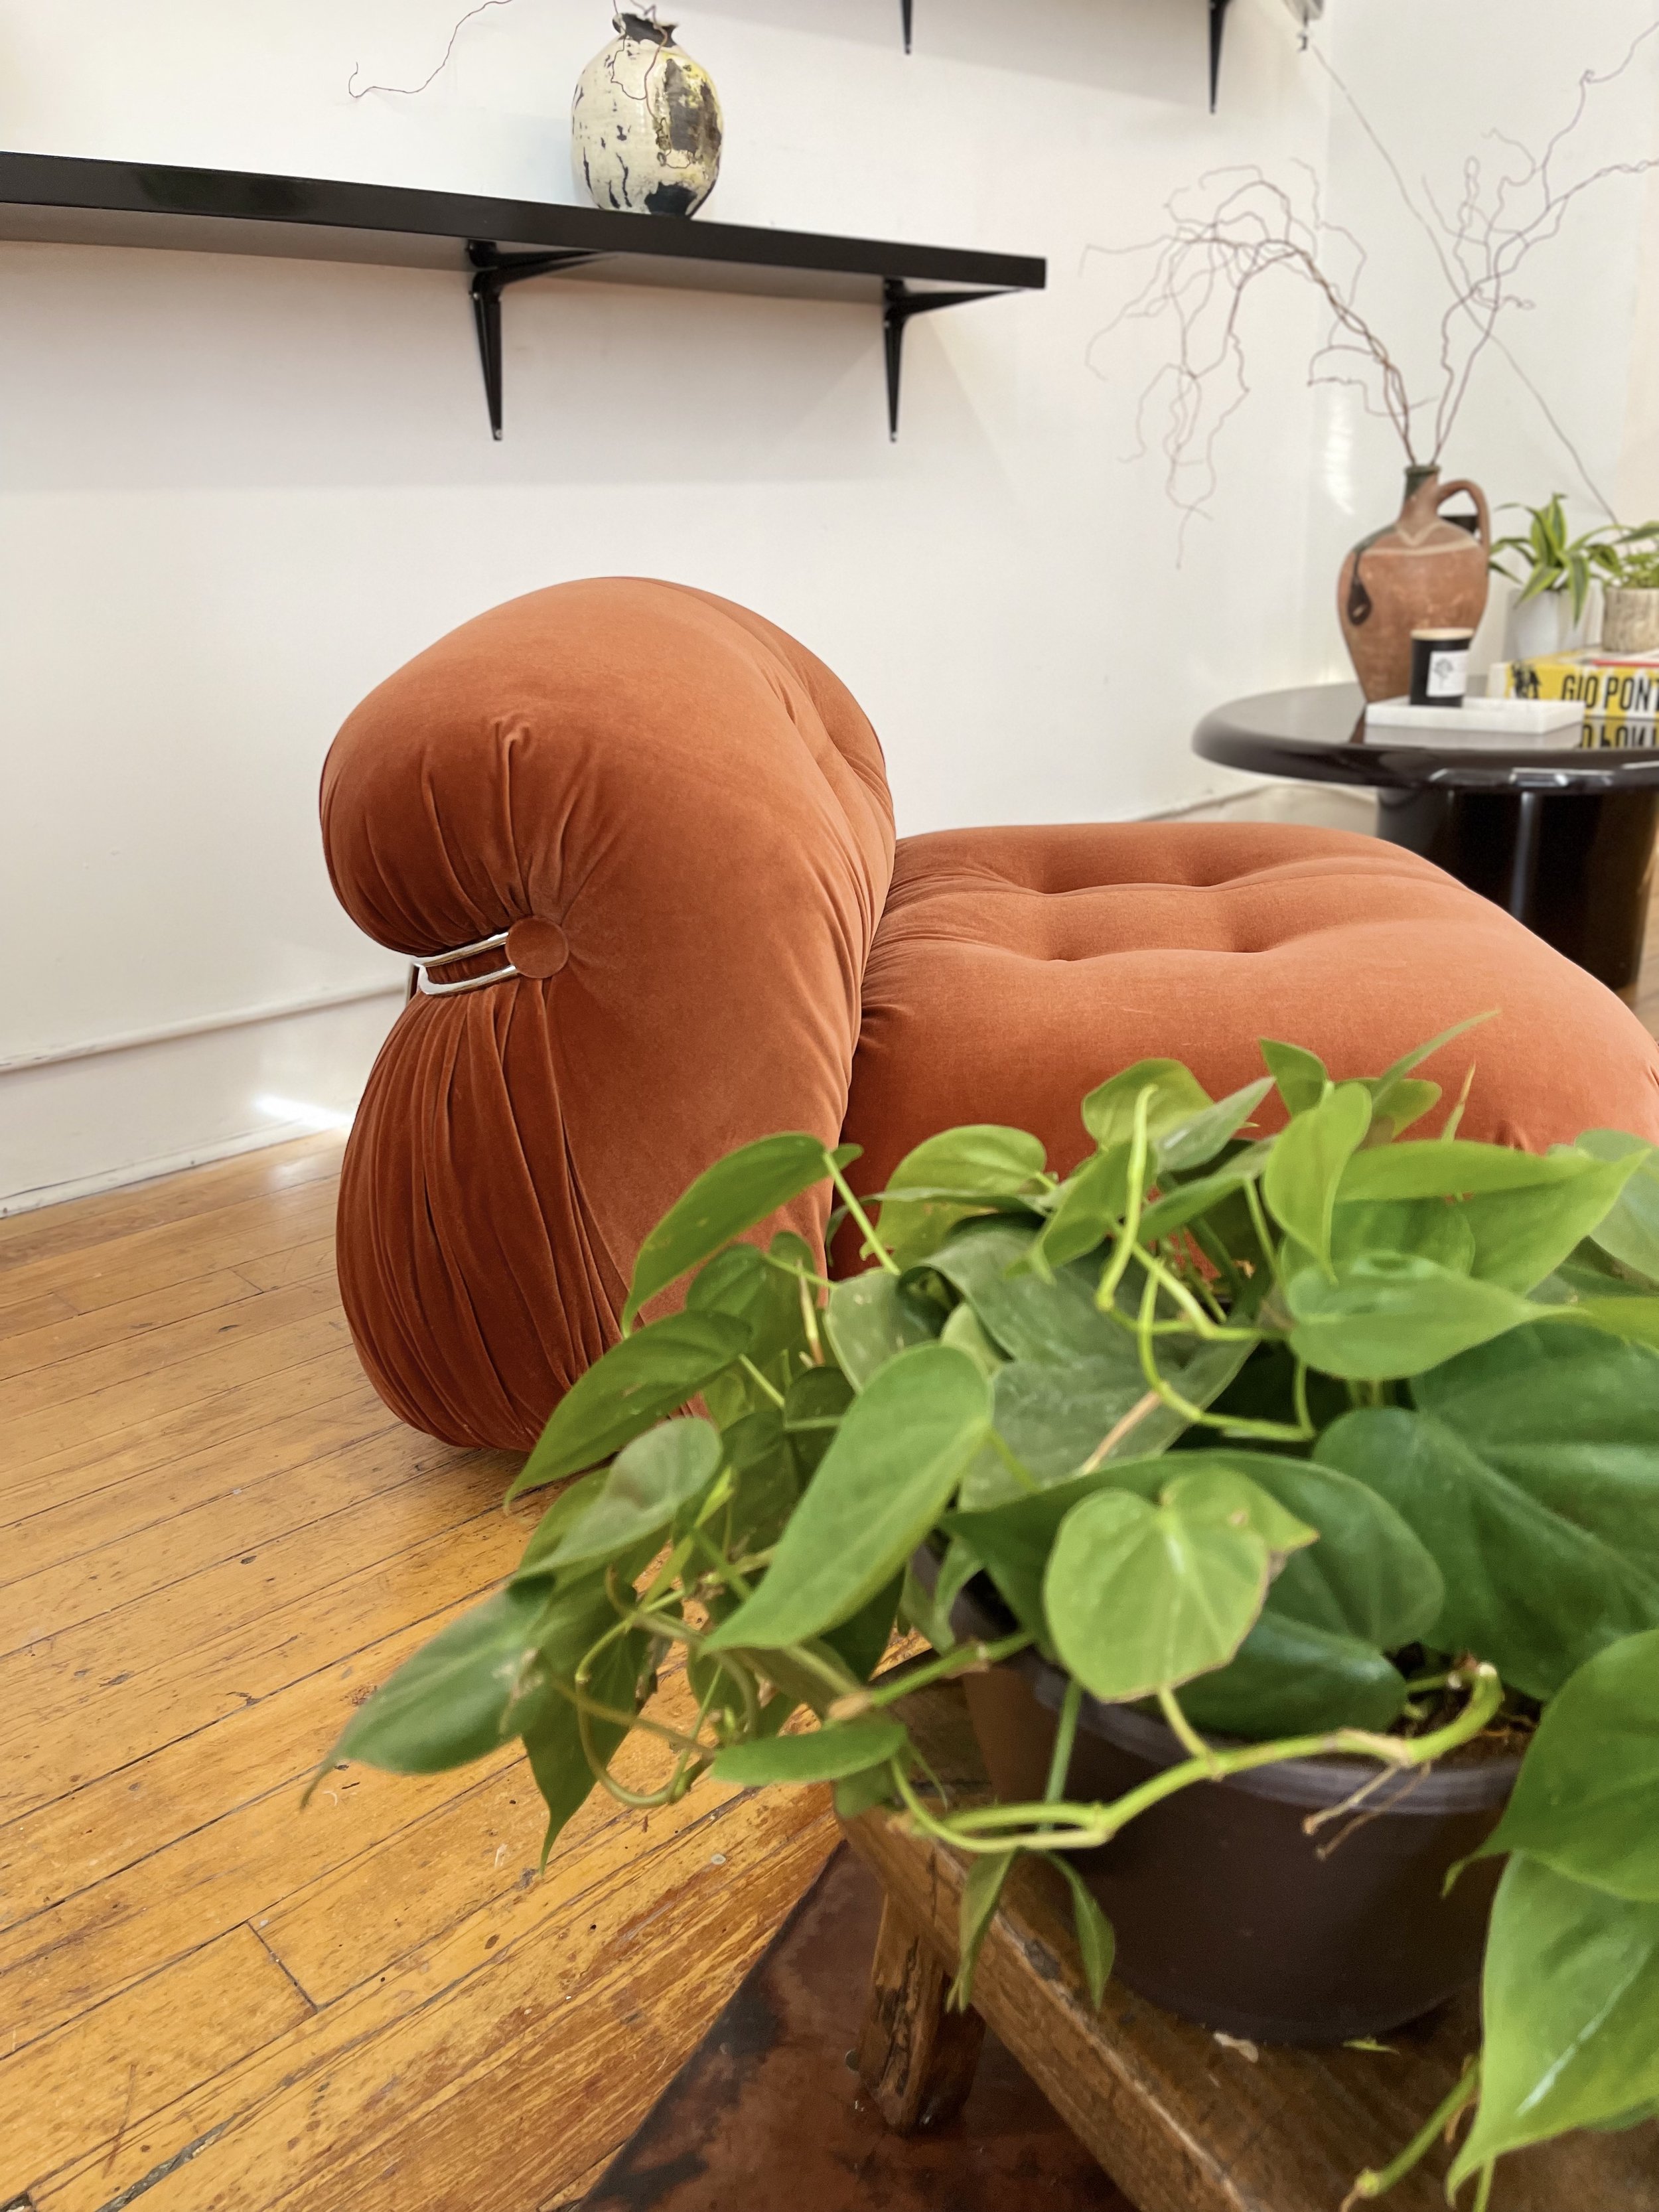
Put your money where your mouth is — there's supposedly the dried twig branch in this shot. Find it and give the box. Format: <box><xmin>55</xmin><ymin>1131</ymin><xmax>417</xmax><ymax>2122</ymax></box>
<box><xmin>1097</xmin><ymin>17</ymin><xmax>1659</xmax><ymax>524</ymax></box>
<box><xmin>348</xmin><ymin>0</ymin><xmax>523</xmax><ymax>102</ymax></box>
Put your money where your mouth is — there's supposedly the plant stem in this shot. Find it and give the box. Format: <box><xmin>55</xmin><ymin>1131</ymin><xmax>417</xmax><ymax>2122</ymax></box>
<box><xmin>893</xmin><ymin>1762</ymin><xmax>1079</xmax><ymax>1856</ymax></box>
<box><xmin>924</xmin><ymin>1665</ymin><xmax>1504</xmax><ymax>1856</ymax></box>
<box><xmin>638</xmin><ymin>1532</ymin><xmax>697</xmax><ymax>1608</ymax></box>
<box><xmin>830</xmin><ymin>1161</ymin><xmax>901</xmax><ymax>1276</ymax></box>
<box><xmin>1469</xmin><ymin>2164</ymin><xmax>1495</xmax><ymax>2212</ymax></box>
<box><xmin>777</xmin><ymin>1638</ymin><xmax>865</xmax><ymax>1705</ymax></box>
<box><xmin>1079</xmin><ymin>1388</ymin><xmax>1161</xmax><ymax>1471</ymax></box>
<box><xmin>1131</xmin><ymin>1269</ymin><xmax>1298</xmax><ymax>1443</ymax></box>
<box><xmin>828</xmin><ymin>1630</ymin><xmax>1036</xmax><ymax>1722</ymax></box>
<box><xmin>739</xmin><ymin>1355</ymin><xmax>786</xmax><ymax>1409</ymax></box>
<box><xmin>1243</xmin><ymin>1179</ymin><xmax>1284</xmax><ymax>1291</ymax></box>
<box><xmin>1293</xmin><ymin>1356</ymin><xmax>1313</xmax><ymax>1436</ymax></box>
<box><xmin>687</xmin><ymin>1526</ymin><xmax>753</xmax><ymax>1602</ymax></box>
<box><xmin>552</xmin><ymin>1672</ymin><xmax>707</xmax><ymax>1764</ymax></box>
<box><xmin>1190</xmin><ymin>1217</ymin><xmax>1247</xmax><ymax>1299</ymax></box>
<box><xmin>1096</xmin><ymin>1086</ymin><xmax>1155</xmax><ymax>1310</ymax></box>
<box><xmin>796</xmin><ymin>1270</ymin><xmax>825</xmax><ymax>1363</ymax></box>
<box><xmin>759</xmin><ymin>1249</ymin><xmax>834</xmax><ymax>1293</ymax></box>
<box><xmin>1338</xmin><ymin>2060</ymin><xmax>1480</xmax><ymax>2207</ymax></box>
<box><xmin>1045</xmin><ymin>1678</ymin><xmax>1084</xmax><ymax>1800</ymax></box>
<box><xmin>723</xmin><ymin>1545</ymin><xmax>777</xmax><ymax>1578</ymax></box>
<box><xmin>1442</xmin><ymin>1061</ymin><xmax>1477</xmax><ymax>1143</ymax></box>
<box><xmin>1157</xmin><ymin>1684</ymin><xmax>1220</xmax><ymax>1771</ymax></box>
<box><xmin>986</xmin><ymin>1426</ymin><xmax>1040</xmax><ymax>1493</ymax></box>
<box><xmin>1135</xmin><ymin>1245</ymin><xmax>1257</xmax><ymax>1341</ymax></box>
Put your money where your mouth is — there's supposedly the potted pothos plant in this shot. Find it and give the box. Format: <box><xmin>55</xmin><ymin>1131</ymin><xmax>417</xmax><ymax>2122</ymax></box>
<box><xmin>1601</xmin><ymin>540</ymin><xmax>1659</xmax><ymax>657</ymax></box>
<box><xmin>315</xmin><ymin>1019</ymin><xmax>1659</xmax><ymax>2207</ymax></box>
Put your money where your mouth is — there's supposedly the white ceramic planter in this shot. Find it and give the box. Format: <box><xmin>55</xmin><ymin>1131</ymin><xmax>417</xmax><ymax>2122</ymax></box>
<box><xmin>571</xmin><ymin>11</ymin><xmax>723</xmax><ymax>218</ymax></box>
<box><xmin>1505</xmin><ymin>589</ymin><xmax>1587</xmax><ymax>664</ymax></box>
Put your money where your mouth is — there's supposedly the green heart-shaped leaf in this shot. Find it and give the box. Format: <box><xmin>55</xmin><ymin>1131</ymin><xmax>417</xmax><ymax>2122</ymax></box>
<box><xmin>1260</xmin><ymin>1038</ymin><xmax>1329</xmax><ymax>1116</ymax></box>
<box><xmin>1043</xmin><ymin>1483</ymin><xmax>1269</xmax><ymax>1703</ymax></box>
<box><xmin>951</xmin><ymin>1850</ymin><xmax>1015</xmax><ymax>2011</ymax></box>
<box><xmin>931</xmin><ymin>1220</ymin><xmax>1128</xmax><ymax>1366</ymax></box>
<box><xmin>1320</xmin><ymin>1329</ymin><xmax>1659</xmax><ymax>1696</ymax></box>
<box><xmin>1263</xmin><ymin>1082</ymin><xmax>1372</xmax><ymax>1270</ymax></box>
<box><xmin>549</xmin><ymin>1417</ymin><xmax>721</xmax><ymax>1573</ymax></box>
<box><xmin>1194</xmin><ymin>1449</ymin><xmax>1444</xmax><ymax>1648</ymax></box>
<box><xmin>1580</xmin><ymin>1130</ymin><xmax>1659</xmax><ymax>1286</ymax></box>
<box><xmin>1155</xmin><ymin>1078</ymin><xmax>1275</xmax><ymax>1175</ymax></box>
<box><xmin>961</xmin><ymin>1337</ymin><xmax>1250</xmax><ymax>1507</ymax></box>
<box><xmin>1287</xmin><ymin>1253</ymin><xmax>1542</xmax><ymax>1379</ymax></box>
<box><xmin>1048</xmin><ymin>1855</ymin><xmax>1115</xmax><ymax>2007</ymax></box>
<box><xmin>1476</xmin><ymin>1629</ymin><xmax>1659</xmax><ymax>1901</ymax></box>
<box><xmin>1082</xmin><ymin>1061</ymin><xmax>1212</xmax><ymax>1149</ymax></box>
<box><xmin>711</xmin><ymin>1714</ymin><xmax>909</xmax><ymax>1786</ymax></box>
<box><xmin>824</xmin><ymin>1268</ymin><xmax>940</xmax><ymax>1389</ymax></box>
<box><xmin>707</xmin><ymin>1345</ymin><xmax>991</xmax><ymax>1651</ymax></box>
<box><xmin>1031</xmin><ymin>1143</ymin><xmax>1132</xmax><ymax>1272</ymax></box>
<box><xmin>873</xmin><ymin>1125</ymin><xmax>1048</xmax><ymax>1270</ymax></box>
<box><xmin>1338</xmin><ymin>1140</ymin><xmax>1600</xmax><ymax>1203</ymax></box>
<box><xmin>1179</xmin><ymin>1607</ymin><xmax>1408</xmax><ymax>1737</ymax></box>
<box><xmin>1450</xmin><ymin>1859</ymin><xmax>1659</xmax><ymax>2186</ymax></box>
<box><xmin>510</xmin><ymin>1310</ymin><xmax>751</xmax><ymax>1499</ymax></box>
<box><xmin>325</xmin><ymin>1579</ymin><xmax>567</xmax><ymax>1776</ymax></box>
<box><xmin>522</xmin><ymin>1627</ymin><xmax>648</xmax><ymax>1866</ymax></box>
<box><xmin>623</xmin><ymin>1132</ymin><xmax>844</xmax><ymax>1327</ymax></box>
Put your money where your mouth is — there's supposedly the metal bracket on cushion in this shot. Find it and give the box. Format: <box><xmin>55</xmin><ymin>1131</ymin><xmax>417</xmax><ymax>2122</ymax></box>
<box><xmin>411</xmin><ymin>931</ymin><xmax>518</xmax><ymax>996</ymax></box>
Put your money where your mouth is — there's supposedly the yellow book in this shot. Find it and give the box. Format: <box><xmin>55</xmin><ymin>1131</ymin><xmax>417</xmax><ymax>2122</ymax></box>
<box><xmin>1492</xmin><ymin>654</ymin><xmax>1659</xmax><ymax>745</ymax></box>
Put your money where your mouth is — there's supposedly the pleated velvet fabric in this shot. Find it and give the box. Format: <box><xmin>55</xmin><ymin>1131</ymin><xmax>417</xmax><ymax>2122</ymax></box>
<box><xmin>325</xmin><ymin>585</ymin><xmax>1659</xmax><ymax>1453</ymax></box>
<box><xmin>321</xmin><ymin>579</ymin><xmax>894</xmax><ymax>1450</ymax></box>
<box><xmin>842</xmin><ymin>820</ymin><xmax>1659</xmax><ymax>1198</ymax></box>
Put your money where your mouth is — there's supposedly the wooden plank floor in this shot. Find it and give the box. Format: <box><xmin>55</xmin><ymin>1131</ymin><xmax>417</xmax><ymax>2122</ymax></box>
<box><xmin>0</xmin><ymin>1135</ymin><xmax>837</xmax><ymax>2212</ymax></box>
<box><xmin>3</xmin><ymin>905</ymin><xmax>1656</xmax><ymax>2212</ymax></box>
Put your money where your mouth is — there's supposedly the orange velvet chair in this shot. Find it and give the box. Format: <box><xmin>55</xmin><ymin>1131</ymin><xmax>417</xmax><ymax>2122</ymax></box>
<box><xmin>321</xmin><ymin>579</ymin><xmax>1659</xmax><ymax>1450</ymax></box>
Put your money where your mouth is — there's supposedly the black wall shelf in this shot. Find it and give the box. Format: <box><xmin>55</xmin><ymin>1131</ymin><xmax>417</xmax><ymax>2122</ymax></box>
<box><xmin>0</xmin><ymin>151</ymin><xmax>1045</xmax><ymax>439</ymax></box>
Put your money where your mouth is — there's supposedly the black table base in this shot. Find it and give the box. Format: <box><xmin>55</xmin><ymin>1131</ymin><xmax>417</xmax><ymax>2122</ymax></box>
<box><xmin>1378</xmin><ymin>786</ymin><xmax>1658</xmax><ymax>997</ymax></box>
<box><xmin>1193</xmin><ymin>684</ymin><xmax>1659</xmax><ymax>999</ymax></box>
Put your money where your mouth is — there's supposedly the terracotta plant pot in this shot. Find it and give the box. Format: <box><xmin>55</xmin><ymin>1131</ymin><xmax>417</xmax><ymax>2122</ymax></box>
<box><xmin>1602</xmin><ymin>586</ymin><xmax>1659</xmax><ymax>656</ymax></box>
<box><xmin>1338</xmin><ymin>465</ymin><xmax>1492</xmax><ymax>702</ymax></box>
<box><xmin>941</xmin><ymin>1570</ymin><xmax>1520</xmax><ymax>2047</ymax></box>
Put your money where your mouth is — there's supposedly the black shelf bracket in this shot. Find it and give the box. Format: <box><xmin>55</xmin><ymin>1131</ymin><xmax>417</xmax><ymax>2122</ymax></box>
<box><xmin>1209</xmin><ymin>0</ymin><xmax>1235</xmax><ymax>110</ymax></box>
<box><xmin>468</xmin><ymin>240</ymin><xmax>602</xmax><ymax>439</ymax></box>
<box><xmin>883</xmin><ymin>278</ymin><xmax>1001</xmax><ymax>441</ymax></box>
<box><xmin>907</xmin><ymin>0</ymin><xmax>1228</xmax><ymax>100</ymax></box>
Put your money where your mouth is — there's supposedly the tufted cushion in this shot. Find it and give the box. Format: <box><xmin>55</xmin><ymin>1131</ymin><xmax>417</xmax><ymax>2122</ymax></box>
<box><xmin>322</xmin><ymin>579</ymin><xmax>894</xmax><ymax>1450</ymax></box>
<box><xmin>842</xmin><ymin>820</ymin><xmax>1659</xmax><ymax>1196</ymax></box>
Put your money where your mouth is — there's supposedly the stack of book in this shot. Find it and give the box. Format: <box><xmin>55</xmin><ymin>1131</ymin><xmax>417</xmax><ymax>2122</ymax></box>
<box><xmin>1492</xmin><ymin>650</ymin><xmax>1659</xmax><ymax>747</ymax></box>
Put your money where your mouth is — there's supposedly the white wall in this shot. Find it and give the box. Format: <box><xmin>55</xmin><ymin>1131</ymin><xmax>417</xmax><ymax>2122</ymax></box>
<box><xmin>2</xmin><ymin>0</ymin><xmax>1655</xmax><ymax>1209</ymax></box>
<box><xmin>1311</xmin><ymin>1</ymin><xmax>1659</xmax><ymax>668</ymax></box>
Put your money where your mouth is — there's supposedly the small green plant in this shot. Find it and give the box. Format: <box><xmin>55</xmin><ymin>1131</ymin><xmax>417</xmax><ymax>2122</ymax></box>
<box><xmin>1607</xmin><ymin>542</ymin><xmax>1659</xmax><ymax>591</ymax></box>
<box><xmin>1490</xmin><ymin>493</ymin><xmax>1659</xmax><ymax>621</ymax></box>
<box><xmin>313</xmin><ymin>1021</ymin><xmax>1659</xmax><ymax>2206</ymax></box>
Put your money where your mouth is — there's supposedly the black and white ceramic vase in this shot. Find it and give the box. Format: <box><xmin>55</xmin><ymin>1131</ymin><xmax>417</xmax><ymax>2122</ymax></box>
<box><xmin>571</xmin><ymin>9</ymin><xmax>723</xmax><ymax>218</ymax></box>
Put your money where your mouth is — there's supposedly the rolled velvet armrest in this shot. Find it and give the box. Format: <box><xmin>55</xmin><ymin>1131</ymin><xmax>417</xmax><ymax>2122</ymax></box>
<box><xmin>321</xmin><ymin>577</ymin><xmax>895</xmax><ymax>1450</ymax></box>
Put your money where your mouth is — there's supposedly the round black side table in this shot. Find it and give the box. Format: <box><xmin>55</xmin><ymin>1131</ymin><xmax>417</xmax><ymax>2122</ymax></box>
<box><xmin>1193</xmin><ymin>683</ymin><xmax>1659</xmax><ymax>997</ymax></box>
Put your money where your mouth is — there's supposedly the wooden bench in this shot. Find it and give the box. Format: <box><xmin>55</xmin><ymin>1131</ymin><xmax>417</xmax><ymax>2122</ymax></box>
<box><xmin>843</xmin><ymin>1681</ymin><xmax>1658</xmax><ymax>2212</ymax></box>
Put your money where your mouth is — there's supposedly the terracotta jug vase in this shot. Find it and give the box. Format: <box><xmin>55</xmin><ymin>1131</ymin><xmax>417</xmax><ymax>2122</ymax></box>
<box><xmin>1338</xmin><ymin>465</ymin><xmax>1492</xmax><ymax>701</ymax></box>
